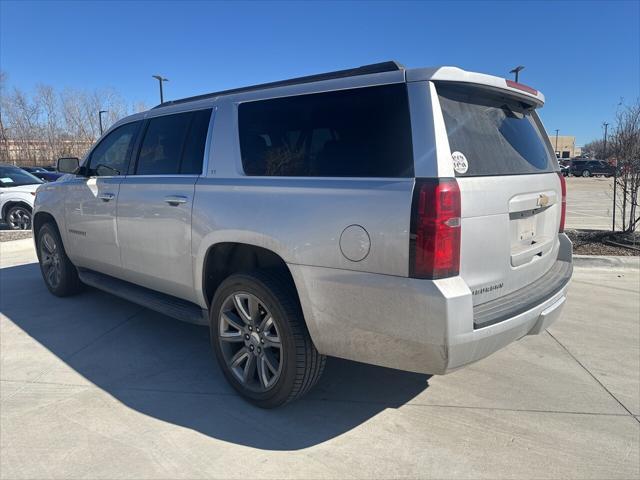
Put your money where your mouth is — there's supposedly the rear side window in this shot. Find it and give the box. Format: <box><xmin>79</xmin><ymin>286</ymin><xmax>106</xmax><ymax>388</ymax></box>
<box><xmin>238</xmin><ymin>84</ymin><xmax>413</xmax><ymax>177</ymax></box>
<box><xmin>135</xmin><ymin>109</ymin><xmax>211</xmax><ymax>175</ymax></box>
<box><xmin>437</xmin><ymin>83</ymin><xmax>555</xmax><ymax>177</ymax></box>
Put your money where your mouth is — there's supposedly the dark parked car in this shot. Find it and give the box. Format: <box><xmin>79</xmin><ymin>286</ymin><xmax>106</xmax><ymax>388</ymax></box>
<box><xmin>21</xmin><ymin>166</ymin><xmax>63</xmax><ymax>182</ymax></box>
<box><xmin>569</xmin><ymin>159</ymin><xmax>615</xmax><ymax>177</ymax></box>
<box><xmin>559</xmin><ymin>163</ymin><xmax>570</xmax><ymax>176</ymax></box>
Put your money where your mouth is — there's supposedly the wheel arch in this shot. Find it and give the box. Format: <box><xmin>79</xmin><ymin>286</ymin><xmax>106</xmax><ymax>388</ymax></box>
<box><xmin>201</xmin><ymin>242</ymin><xmax>297</xmax><ymax>309</ymax></box>
<box><xmin>32</xmin><ymin>211</ymin><xmax>68</xmax><ymax>261</ymax></box>
<box><xmin>1</xmin><ymin>201</ymin><xmax>32</xmax><ymax>221</ymax></box>
<box><xmin>33</xmin><ymin>211</ymin><xmax>59</xmax><ymax>237</ymax></box>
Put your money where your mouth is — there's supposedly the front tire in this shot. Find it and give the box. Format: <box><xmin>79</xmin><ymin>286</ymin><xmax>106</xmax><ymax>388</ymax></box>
<box><xmin>210</xmin><ymin>270</ymin><xmax>325</xmax><ymax>408</ymax></box>
<box><xmin>6</xmin><ymin>205</ymin><xmax>32</xmax><ymax>230</ymax></box>
<box><xmin>582</xmin><ymin>169</ymin><xmax>591</xmax><ymax>177</ymax></box>
<box><xmin>36</xmin><ymin>223</ymin><xmax>82</xmax><ymax>296</ymax></box>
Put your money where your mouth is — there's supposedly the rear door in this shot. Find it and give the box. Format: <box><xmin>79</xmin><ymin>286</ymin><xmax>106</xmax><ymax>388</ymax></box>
<box><xmin>117</xmin><ymin>108</ymin><xmax>212</xmax><ymax>301</ymax></box>
<box><xmin>436</xmin><ymin>83</ymin><xmax>562</xmax><ymax>306</ymax></box>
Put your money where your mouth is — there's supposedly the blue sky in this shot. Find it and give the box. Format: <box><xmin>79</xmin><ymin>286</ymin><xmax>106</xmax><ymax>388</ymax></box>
<box><xmin>1</xmin><ymin>0</ymin><xmax>638</xmax><ymax>145</ymax></box>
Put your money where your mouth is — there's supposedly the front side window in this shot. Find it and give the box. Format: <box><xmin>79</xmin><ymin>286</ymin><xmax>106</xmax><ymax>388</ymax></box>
<box><xmin>89</xmin><ymin>122</ymin><xmax>140</xmax><ymax>176</ymax></box>
<box><xmin>135</xmin><ymin>109</ymin><xmax>211</xmax><ymax>175</ymax></box>
<box><xmin>238</xmin><ymin>84</ymin><xmax>414</xmax><ymax>177</ymax></box>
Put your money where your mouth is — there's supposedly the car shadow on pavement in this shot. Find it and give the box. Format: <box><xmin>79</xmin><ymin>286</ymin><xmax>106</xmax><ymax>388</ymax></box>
<box><xmin>1</xmin><ymin>263</ymin><xmax>430</xmax><ymax>450</ymax></box>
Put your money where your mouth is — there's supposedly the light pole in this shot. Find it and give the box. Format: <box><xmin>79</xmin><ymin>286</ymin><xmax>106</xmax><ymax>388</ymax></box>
<box><xmin>509</xmin><ymin>65</ymin><xmax>525</xmax><ymax>83</ymax></box>
<box><xmin>98</xmin><ymin>110</ymin><xmax>108</xmax><ymax>135</ymax></box>
<box><xmin>152</xmin><ymin>75</ymin><xmax>169</xmax><ymax>103</ymax></box>
<box><xmin>554</xmin><ymin>129</ymin><xmax>560</xmax><ymax>159</ymax></box>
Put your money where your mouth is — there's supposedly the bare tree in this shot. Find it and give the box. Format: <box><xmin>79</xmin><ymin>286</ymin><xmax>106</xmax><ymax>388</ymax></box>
<box><xmin>36</xmin><ymin>84</ymin><xmax>61</xmax><ymax>161</ymax></box>
<box><xmin>1</xmin><ymin>80</ymin><xmax>139</xmax><ymax>165</ymax></box>
<box><xmin>2</xmin><ymin>87</ymin><xmax>42</xmax><ymax>163</ymax></box>
<box><xmin>609</xmin><ymin>99</ymin><xmax>640</xmax><ymax>233</ymax></box>
<box><xmin>582</xmin><ymin>139</ymin><xmax>607</xmax><ymax>159</ymax></box>
<box><xmin>0</xmin><ymin>71</ymin><xmax>9</xmax><ymax>162</ymax></box>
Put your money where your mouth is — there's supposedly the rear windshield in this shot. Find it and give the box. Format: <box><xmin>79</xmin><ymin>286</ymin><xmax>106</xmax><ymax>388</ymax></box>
<box><xmin>437</xmin><ymin>83</ymin><xmax>556</xmax><ymax>177</ymax></box>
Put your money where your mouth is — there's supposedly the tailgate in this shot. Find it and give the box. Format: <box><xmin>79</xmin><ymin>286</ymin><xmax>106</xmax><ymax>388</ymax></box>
<box><xmin>436</xmin><ymin>82</ymin><xmax>562</xmax><ymax>306</ymax></box>
<box><xmin>457</xmin><ymin>173</ymin><xmax>562</xmax><ymax>305</ymax></box>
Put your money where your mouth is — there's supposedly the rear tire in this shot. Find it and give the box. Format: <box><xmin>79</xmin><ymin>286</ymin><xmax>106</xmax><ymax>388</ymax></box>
<box><xmin>210</xmin><ymin>270</ymin><xmax>325</xmax><ymax>408</ymax></box>
<box><xmin>36</xmin><ymin>223</ymin><xmax>82</xmax><ymax>297</ymax></box>
<box><xmin>582</xmin><ymin>169</ymin><xmax>591</xmax><ymax>177</ymax></box>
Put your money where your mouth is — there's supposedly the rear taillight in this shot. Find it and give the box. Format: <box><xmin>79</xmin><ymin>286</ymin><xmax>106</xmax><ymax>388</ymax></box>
<box><xmin>410</xmin><ymin>178</ymin><xmax>461</xmax><ymax>279</ymax></box>
<box><xmin>557</xmin><ymin>172</ymin><xmax>567</xmax><ymax>233</ymax></box>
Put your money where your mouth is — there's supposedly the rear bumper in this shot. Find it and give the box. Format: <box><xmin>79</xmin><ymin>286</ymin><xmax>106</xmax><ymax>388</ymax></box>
<box><xmin>289</xmin><ymin>234</ymin><xmax>572</xmax><ymax>375</ymax></box>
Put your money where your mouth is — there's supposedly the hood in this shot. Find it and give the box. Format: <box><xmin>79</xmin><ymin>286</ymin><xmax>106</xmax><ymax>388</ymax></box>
<box><xmin>3</xmin><ymin>183</ymin><xmax>40</xmax><ymax>194</ymax></box>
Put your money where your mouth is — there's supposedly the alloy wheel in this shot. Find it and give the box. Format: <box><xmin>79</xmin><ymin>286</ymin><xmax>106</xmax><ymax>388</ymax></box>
<box><xmin>218</xmin><ymin>292</ymin><xmax>282</xmax><ymax>391</ymax></box>
<box><xmin>39</xmin><ymin>232</ymin><xmax>61</xmax><ymax>289</ymax></box>
<box><xmin>8</xmin><ymin>207</ymin><xmax>31</xmax><ymax>230</ymax></box>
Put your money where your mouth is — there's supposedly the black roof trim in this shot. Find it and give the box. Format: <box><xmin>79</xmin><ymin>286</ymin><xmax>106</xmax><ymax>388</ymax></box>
<box><xmin>152</xmin><ymin>60</ymin><xmax>405</xmax><ymax>109</ymax></box>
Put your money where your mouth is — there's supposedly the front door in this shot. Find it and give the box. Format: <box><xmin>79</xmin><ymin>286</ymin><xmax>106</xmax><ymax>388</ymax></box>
<box><xmin>64</xmin><ymin>122</ymin><xmax>140</xmax><ymax>277</ymax></box>
<box><xmin>117</xmin><ymin>108</ymin><xmax>212</xmax><ymax>302</ymax></box>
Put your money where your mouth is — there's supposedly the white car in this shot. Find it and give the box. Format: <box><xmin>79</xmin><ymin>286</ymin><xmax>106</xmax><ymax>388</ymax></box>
<box><xmin>0</xmin><ymin>164</ymin><xmax>43</xmax><ymax>230</ymax></box>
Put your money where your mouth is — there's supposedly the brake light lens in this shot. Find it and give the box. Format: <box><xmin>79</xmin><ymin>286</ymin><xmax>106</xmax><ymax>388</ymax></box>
<box><xmin>505</xmin><ymin>79</ymin><xmax>538</xmax><ymax>96</ymax></box>
<box><xmin>557</xmin><ymin>172</ymin><xmax>566</xmax><ymax>233</ymax></box>
<box><xmin>410</xmin><ymin>178</ymin><xmax>461</xmax><ymax>279</ymax></box>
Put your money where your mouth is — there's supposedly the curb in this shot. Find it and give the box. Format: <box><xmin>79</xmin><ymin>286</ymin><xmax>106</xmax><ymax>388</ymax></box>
<box><xmin>573</xmin><ymin>255</ymin><xmax>640</xmax><ymax>269</ymax></box>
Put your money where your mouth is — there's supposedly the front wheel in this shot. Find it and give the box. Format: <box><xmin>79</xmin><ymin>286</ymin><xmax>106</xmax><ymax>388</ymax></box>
<box><xmin>210</xmin><ymin>270</ymin><xmax>325</xmax><ymax>408</ymax></box>
<box><xmin>582</xmin><ymin>169</ymin><xmax>591</xmax><ymax>177</ymax></box>
<box><xmin>6</xmin><ymin>205</ymin><xmax>32</xmax><ymax>230</ymax></box>
<box><xmin>37</xmin><ymin>223</ymin><xmax>82</xmax><ymax>296</ymax></box>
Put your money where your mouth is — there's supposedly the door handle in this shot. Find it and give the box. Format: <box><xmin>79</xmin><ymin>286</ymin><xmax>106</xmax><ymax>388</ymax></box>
<box><xmin>164</xmin><ymin>195</ymin><xmax>188</xmax><ymax>206</ymax></box>
<box><xmin>98</xmin><ymin>192</ymin><xmax>115</xmax><ymax>202</ymax></box>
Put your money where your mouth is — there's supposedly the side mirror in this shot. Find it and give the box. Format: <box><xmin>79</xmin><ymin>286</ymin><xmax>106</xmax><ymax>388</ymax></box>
<box><xmin>57</xmin><ymin>157</ymin><xmax>80</xmax><ymax>174</ymax></box>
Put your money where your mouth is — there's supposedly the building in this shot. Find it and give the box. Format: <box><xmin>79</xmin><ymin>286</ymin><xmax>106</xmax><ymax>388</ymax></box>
<box><xmin>546</xmin><ymin>134</ymin><xmax>582</xmax><ymax>159</ymax></box>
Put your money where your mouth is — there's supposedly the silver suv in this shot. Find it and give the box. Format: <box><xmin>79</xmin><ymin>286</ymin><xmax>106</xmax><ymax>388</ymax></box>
<box><xmin>33</xmin><ymin>61</ymin><xmax>572</xmax><ymax>408</ymax></box>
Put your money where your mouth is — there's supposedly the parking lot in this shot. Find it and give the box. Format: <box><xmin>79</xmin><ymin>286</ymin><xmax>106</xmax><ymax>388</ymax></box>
<box><xmin>565</xmin><ymin>177</ymin><xmax>619</xmax><ymax>230</ymax></box>
<box><xmin>1</xmin><ymin>239</ymin><xmax>638</xmax><ymax>479</ymax></box>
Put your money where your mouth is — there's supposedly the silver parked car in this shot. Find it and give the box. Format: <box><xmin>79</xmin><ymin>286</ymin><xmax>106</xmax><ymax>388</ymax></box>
<box><xmin>34</xmin><ymin>61</ymin><xmax>572</xmax><ymax>407</ymax></box>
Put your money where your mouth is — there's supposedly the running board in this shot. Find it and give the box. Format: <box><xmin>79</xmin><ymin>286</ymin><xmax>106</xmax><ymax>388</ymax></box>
<box><xmin>77</xmin><ymin>269</ymin><xmax>208</xmax><ymax>326</ymax></box>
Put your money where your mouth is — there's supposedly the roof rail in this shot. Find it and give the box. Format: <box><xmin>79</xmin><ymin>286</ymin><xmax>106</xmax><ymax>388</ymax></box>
<box><xmin>152</xmin><ymin>60</ymin><xmax>405</xmax><ymax>109</ymax></box>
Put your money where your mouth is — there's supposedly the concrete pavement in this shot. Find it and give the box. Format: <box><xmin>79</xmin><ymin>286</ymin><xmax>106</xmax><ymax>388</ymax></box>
<box><xmin>1</xmin><ymin>240</ymin><xmax>639</xmax><ymax>479</ymax></box>
<box><xmin>565</xmin><ymin>177</ymin><xmax>620</xmax><ymax>230</ymax></box>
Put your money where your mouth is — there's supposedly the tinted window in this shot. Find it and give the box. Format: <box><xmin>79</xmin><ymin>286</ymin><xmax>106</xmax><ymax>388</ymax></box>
<box><xmin>135</xmin><ymin>109</ymin><xmax>211</xmax><ymax>175</ymax></box>
<box><xmin>137</xmin><ymin>113</ymin><xmax>191</xmax><ymax>175</ymax></box>
<box><xmin>438</xmin><ymin>84</ymin><xmax>555</xmax><ymax>176</ymax></box>
<box><xmin>180</xmin><ymin>109</ymin><xmax>212</xmax><ymax>174</ymax></box>
<box><xmin>238</xmin><ymin>84</ymin><xmax>413</xmax><ymax>177</ymax></box>
<box><xmin>89</xmin><ymin>122</ymin><xmax>140</xmax><ymax>176</ymax></box>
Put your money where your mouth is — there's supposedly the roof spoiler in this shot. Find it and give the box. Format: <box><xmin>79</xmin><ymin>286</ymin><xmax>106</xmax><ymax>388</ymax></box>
<box><xmin>407</xmin><ymin>66</ymin><xmax>545</xmax><ymax>106</ymax></box>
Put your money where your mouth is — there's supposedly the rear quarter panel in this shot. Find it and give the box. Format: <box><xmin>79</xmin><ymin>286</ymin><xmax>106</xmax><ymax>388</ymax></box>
<box><xmin>192</xmin><ymin>176</ymin><xmax>414</xmax><ymax>306</ymax></box>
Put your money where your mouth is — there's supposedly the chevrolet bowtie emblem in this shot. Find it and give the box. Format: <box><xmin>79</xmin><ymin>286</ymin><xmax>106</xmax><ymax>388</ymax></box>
<box><xmin>537</xmin><ymin>193</ymin><xmax>550</xmax><ymax>207</ymax></box>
